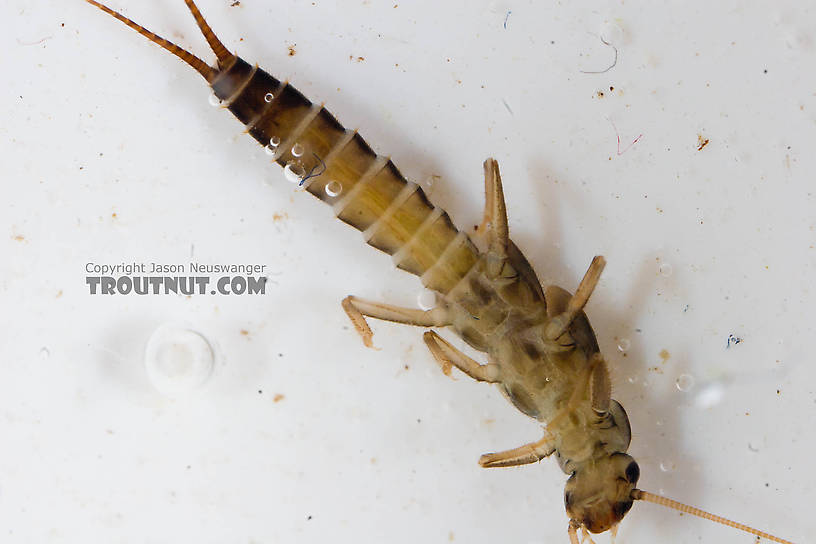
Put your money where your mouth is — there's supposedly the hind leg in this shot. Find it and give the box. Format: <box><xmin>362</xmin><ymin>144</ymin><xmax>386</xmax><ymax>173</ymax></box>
<box><xmin>342</xmin><ymin>295</ymin><xmax>450</xmax><ymax>348</ymax></box>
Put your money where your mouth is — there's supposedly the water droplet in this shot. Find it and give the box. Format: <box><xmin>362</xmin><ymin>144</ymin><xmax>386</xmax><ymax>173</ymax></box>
<box><xmin>144</xmin><ymin>325</ymin><xmax>214</xmax><ymax>397</ymax></box>
<box><xmin>617</xmin><ymin>338</ymin><xmax>631</xmax><ymax>352</ymax></box>
<box><xmin>659</xmin><ymin>460</ymin><xmax>673</xmax><ymax>472</ymax></box>
<box><xmin>284</xmin><ymin>162</ymin><xmax>305</xmax><ymax>183</ymax></box>
<box><xmin>325</xmin><ymin>180</ymin><xmax>343</xmax><ymax>197</ymax></box>
<box><xmin>675</xmin><ymin>373</ymin><xmax>695</xmax><ymax>392</ymax></box>
<box><xmin>417</xmin><ymin>289</ymin><xmax>437</xmax><ymax>311</ymax></box>
<box><xmin>659</xmin><ymin>263</ymin><xmax>673</xmax><ymax>277</ymax></box>
<box><xmin>39</xmin><ymin>347</ymin><xmax>50</xmax><ymax>360</ymax></box>
<box><xmin>291</xmin><ymin>143</ymin><xmax>305</xmax><ymax>157</ymax></box>
<box><xmin>208</xmin><ymin>93</ymin><xmax>223</xmax><ymax>107</ymax></box>
<box><xmin>264</xmin><ymin>92</ymin><xmax>274</xmax><ymax>103</ymax></box>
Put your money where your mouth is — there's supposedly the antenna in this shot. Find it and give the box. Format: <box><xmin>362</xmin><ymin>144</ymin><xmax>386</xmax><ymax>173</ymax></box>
<box><xmin>632</xmin><ymin>489</ymin><xmax>793</xmax><ymax>544</ymax></box>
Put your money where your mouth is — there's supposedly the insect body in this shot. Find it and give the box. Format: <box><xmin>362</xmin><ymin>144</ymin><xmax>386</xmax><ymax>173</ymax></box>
<box><xmin>82</xmin><ymin>2</ymin><xmax>794</xmax><ymax>542</ymax></box>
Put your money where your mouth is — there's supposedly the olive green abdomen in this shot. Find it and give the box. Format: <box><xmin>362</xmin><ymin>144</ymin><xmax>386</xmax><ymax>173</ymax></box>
<box><xmin>213</xmin><ymin>57</ymin><xmax>479</xmax><ymax>294</ymax></box>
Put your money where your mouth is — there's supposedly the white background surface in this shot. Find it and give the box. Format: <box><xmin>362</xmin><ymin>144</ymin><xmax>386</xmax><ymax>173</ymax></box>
<box><xmin>2</xmin><ymin>1</ymin><xmax>814</xmax><ymax>543</ymax></box>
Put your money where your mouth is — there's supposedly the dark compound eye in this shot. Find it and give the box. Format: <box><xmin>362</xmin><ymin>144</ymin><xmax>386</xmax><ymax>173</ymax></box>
<box><xmin>625</xmin><ymin>461</ymin><xmax>640</xmax><ymax>484</ymax></box>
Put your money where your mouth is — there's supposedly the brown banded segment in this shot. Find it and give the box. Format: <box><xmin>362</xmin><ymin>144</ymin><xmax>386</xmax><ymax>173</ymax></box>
<box><xmin>337</xmin><ymin>160</ymin><xmax>407</xmax><ymax>232</ymax></box>
<box><xmin>322</xmin><ymin>132</ymin><xmax>379</xmax><ymax>192</ymax></box>
<box><xmin>247</xmin><ymin>81</ymin><xmax>314</xmax><ymax>157</ymax></box>
<box><xmin>395</xmin><ymin>211</ymin><xmax>457</xmax><ymax>276</ymax></box>
<box><xmin>421</xmin><ymin>234</ymin><xmax>479</xmax><ymax>293</ymax></box>
<box><xmin>366</xmin><ymin>187</ymin><xmax>433</xmax><ymax>254</ymax></box>
<box><xmin>228</xmin><ymin>68</ymin><xmax>282</xmax><ymax>125</ymax></box>
<box><xmin>298</xmin><ymin>110</ymin><xmax>349</xmax><ymax>198</ymax></box>
<box><xmin>211</xmin><ymin>56</ymin><xmax>253</xmax><ymax>102</ymax></box>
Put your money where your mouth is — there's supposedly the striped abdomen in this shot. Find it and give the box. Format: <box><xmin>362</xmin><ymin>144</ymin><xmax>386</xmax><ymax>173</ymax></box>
<box><xmin>212</xmin><ymin>57</ymin><xmax>479</xmax><ymax>295</ymax></box>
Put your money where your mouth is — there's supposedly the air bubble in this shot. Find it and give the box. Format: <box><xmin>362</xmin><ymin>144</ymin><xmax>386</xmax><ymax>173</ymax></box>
<box><xmin>291</xmin><ymin>143</ymin><xmax>305</xmax><ymax>157</ymax></box>
<box><xmin>675</xmin><ymin>373</ymin><xmax>695</xmax><ymax>392</ymax></box>
<box><xmin>617</xmin><ymin>338</ymin><xmax>631</xmax><ymax>352</ymax></box>
<box><xmin>265</xmin><ymin>136</ymin><xmax>280</xmax><ymax>156</ymax></box>
<box><xmin>264</xmin><ymin>92</ymin><xmax>274</xmax><ymax>103</ymax></box>
<box><xmin>659</xmin><ymin>263</ymin><xmax>673</xmax><ymax>277</ymax></box>
<box><xmin>659</xmin><ymin>460</ymin><xmax>674</xmax><ymax>472</ymax></box>
<box><xmin>695</xmin><ymin>381</ymin><xmax>725</xmax><ymax>409</ymax></box>
<box><xmin>144</xmin><ymin>325</ymin><xmax>214</xmax><ymax>397</ymax></box>
<box><xmin>417</xmin><ymin>288</ymin><xmax>437</xmax><ymax>311</ymax></box>
<box><xmin>208</xmin><ymin>93</ymin><xmax>223</xmax><ymax>107</ymax></box>
<box><xmin>325</xmin><ymin>180</ymin><xmax>343</xmax><ymax>197</ymax></box>
<box><xmin>284</xmin><ymin>162</ymin><xmax>305</xmax><ymax>183</ymax></box>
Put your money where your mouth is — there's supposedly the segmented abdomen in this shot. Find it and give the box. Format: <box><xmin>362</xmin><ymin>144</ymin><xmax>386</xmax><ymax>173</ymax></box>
<box><xmin>211</xmin><ymin>57</ymin><xmax>479</xmax><ymax>294</ymax></box>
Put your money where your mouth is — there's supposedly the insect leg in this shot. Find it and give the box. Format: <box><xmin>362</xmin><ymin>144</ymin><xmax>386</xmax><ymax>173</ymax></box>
<box><xmin>568</xmin><ymin>521</ymin><xmax>581</xmax><ymax>544</ymax></box>
<box><xmin>545</xmin><ymin>256</ymin><xmax>606</xmax><ymax>341</ymax></box>
<box><xmin>422</xmin><ymin>330</ymin><xmax>501</xmax><ymax>382</ymax></box>
<box><xmin>341</xmin><ymin>295</ymin><xmax>450</xmax><ymax>348</ymax></box>
<box><xmin>478</xmin><ymin>432</ymin><xmax>555</xmax><ymax>468</ymax></box>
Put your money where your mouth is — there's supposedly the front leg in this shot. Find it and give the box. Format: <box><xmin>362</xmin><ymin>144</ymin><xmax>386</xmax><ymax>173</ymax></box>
<box><xmin>342</xmin><ymin>295</ymin><xmax>450</xmax><ymax>348</ymax></box>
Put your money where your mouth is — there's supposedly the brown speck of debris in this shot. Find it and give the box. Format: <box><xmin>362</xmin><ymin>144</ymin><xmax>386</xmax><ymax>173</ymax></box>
<box><xmin>13</xmin><ymin>234</ymin><xmax>25</xmax><ymax>242</ymax></box>
<box><xmin>111</xmin><ymin>212</ymin><xmax>117</xmax><ymax>218</ymax></box>
<box><xmin>776</xmin><ymin>389</ymin><xmax>781</xmax><ymax>395</ymax></box>
<box><xmin>56</xmin><ymin>290</ymin><xmax>63</xmax><ymax>298</ymax></box>
<box><xmin>272</xmin><ymin>212</ymin><xmax>288</xmax><ymax>222</ymax></box>
<box><xmin>230</xmin><ymin>0</ymin><xmax>240</xmax><ymax>6</ymax></box>
<box><xmin>697</xmin><ymin>134</ymin><xmax>710</xmax><ymax>151</ymax></box>
<box><xmin>449</xmin><ymin>532</ymin><xmax>455</xmax><ymax>541</ymax></box>
<box><xmin>287</xmin><ymin>44</ymin><xmax>296</xmax><ymax>56</ymax></box>
<box><xmin>659</xmin><ymin>349</ymin><xmax>670</xmax><ymax>362</ymax></box>
<box><xmin>596</xmin><ymin>90</ymin><xmax>605</xmax><ymax>98</ymax></box>
<box><xmin>240</xmin><ymin>329</ymin><xmax>249</xmax><ymax>336</ymax></box>
<box><xmin>273</xmin><ymin>393</ymin><xmax>285</xmax><ymax>403</ymax></box>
